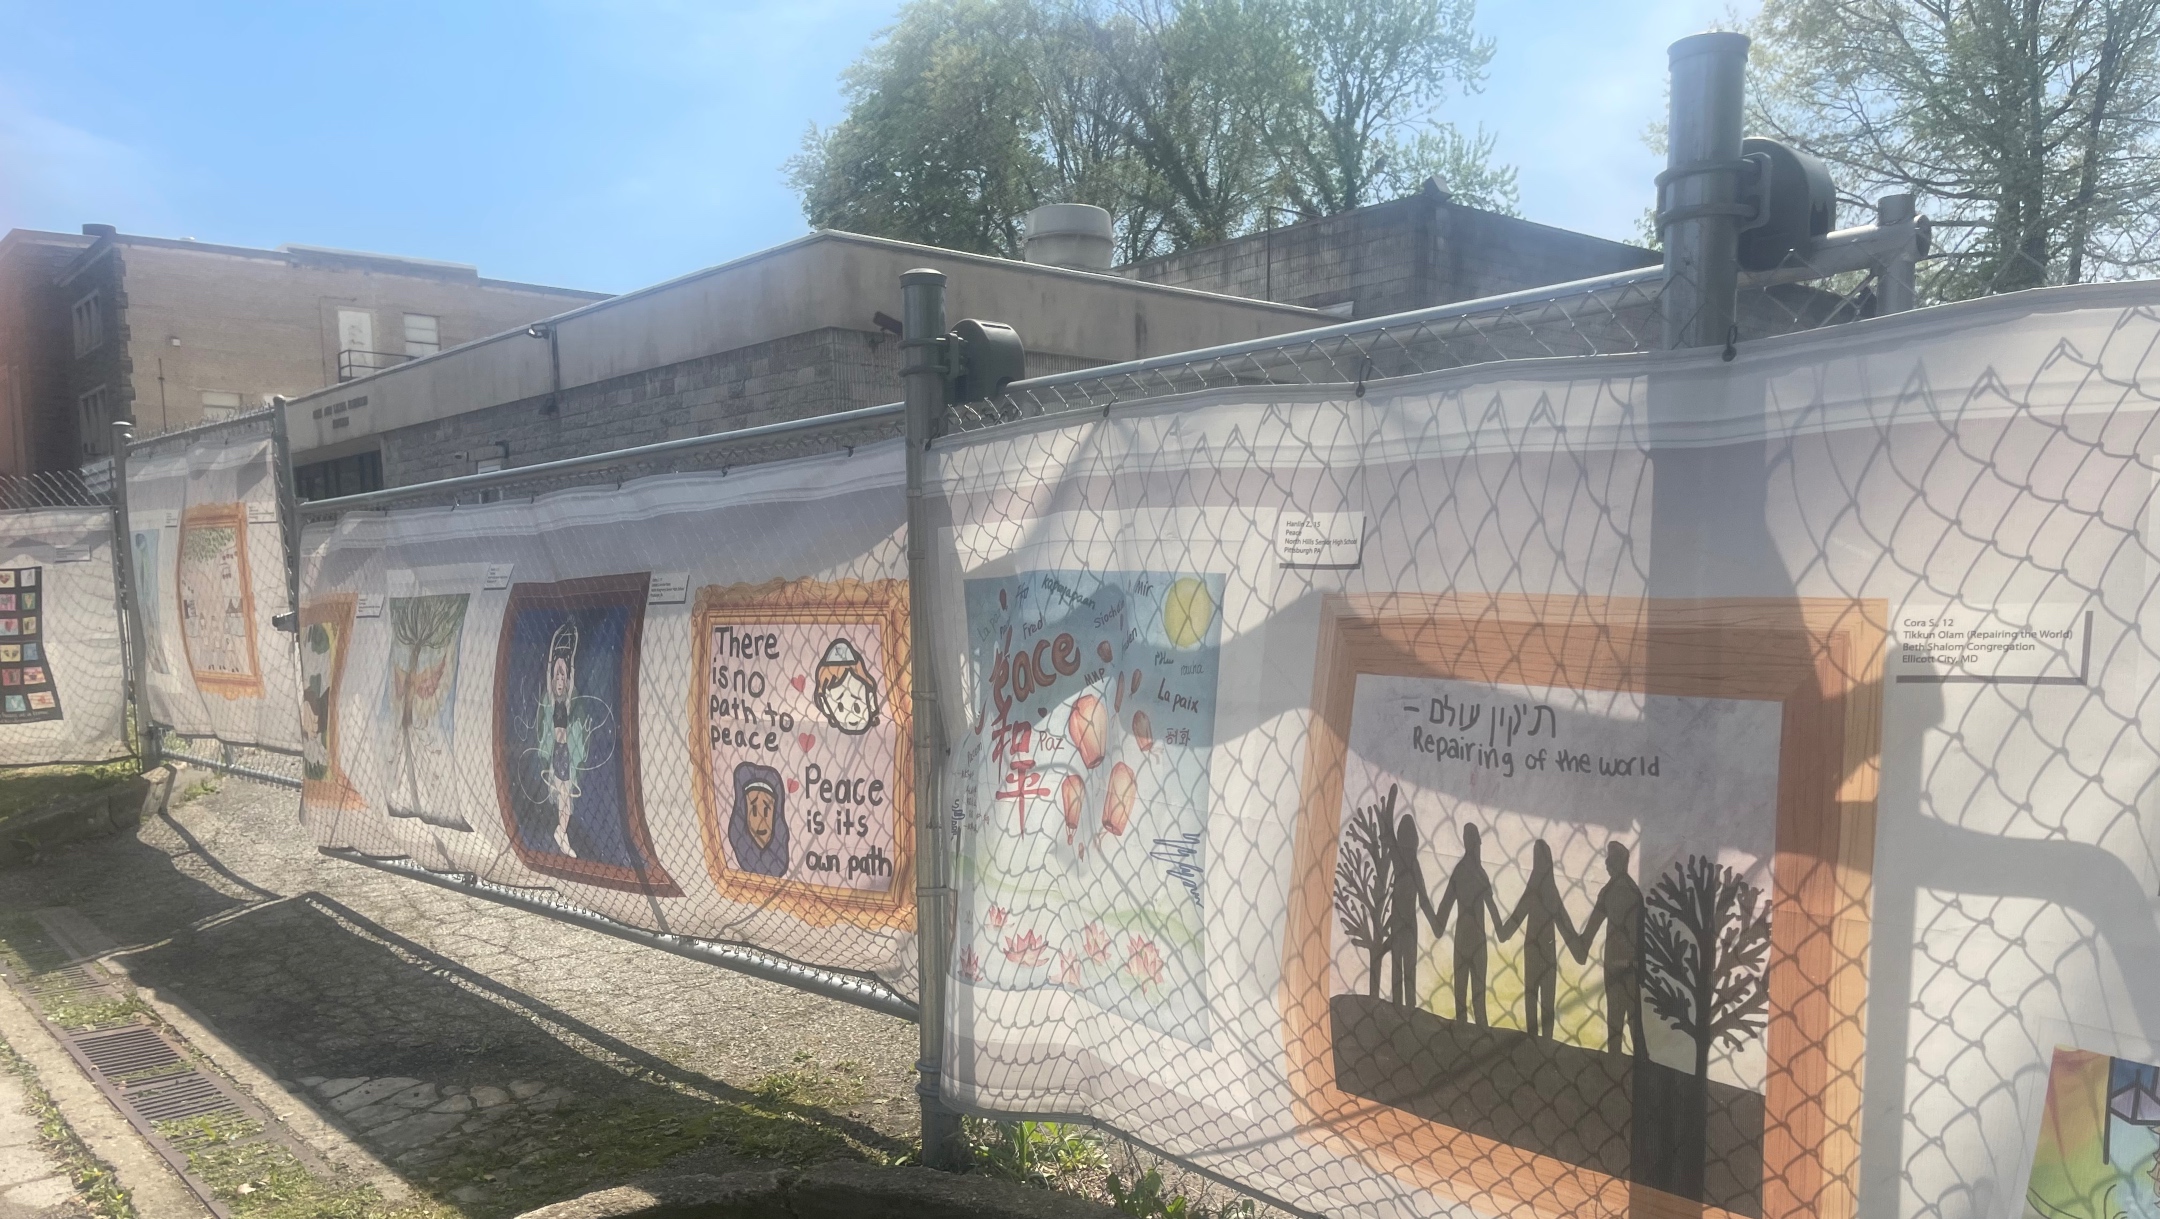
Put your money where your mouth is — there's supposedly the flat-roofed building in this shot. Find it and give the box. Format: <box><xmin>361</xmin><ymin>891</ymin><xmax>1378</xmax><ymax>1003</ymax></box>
<box><xmin>0</xmin><ymin>225</ymin><xmax>608</xmax><ymax>472</ymax></box>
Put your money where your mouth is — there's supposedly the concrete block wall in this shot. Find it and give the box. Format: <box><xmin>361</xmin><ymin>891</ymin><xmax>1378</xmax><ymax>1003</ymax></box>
<box><xmin>377</xmin><ymin>328</ymin><xmax>1101</xmax><ymax>486</ymax></box>
<box><xmin>1125</xmin><ymin>189</ymin><xmax>1659</xmax><ymax>319</ymax></box>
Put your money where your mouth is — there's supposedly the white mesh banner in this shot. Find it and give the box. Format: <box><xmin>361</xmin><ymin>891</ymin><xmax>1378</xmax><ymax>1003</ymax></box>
<box><xmin>300</xmin><ymin>442</ymin><xmax>915</xmax><ymax>988</ymax></box>
<box><xmin>0</xmin><ymin>508</ymin><xmax>128</xmax><ymax>766</ymax></box>
<box><xmin>126</xmin><ymin>431</ymin><xmax>302</xmax><ymax>752</ymax></box>
<box><xmin>928</xmin><ymin>285</ymin><xmax>2160</xmax><ymax>1219</ymax></box>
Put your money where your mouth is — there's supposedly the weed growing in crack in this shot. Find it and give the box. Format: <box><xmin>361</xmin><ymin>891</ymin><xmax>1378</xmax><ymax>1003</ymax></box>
<box><xmin>158</xmin><ymin>1113</ymin><xmax>452</xmax><ymax>1219</ymax></box>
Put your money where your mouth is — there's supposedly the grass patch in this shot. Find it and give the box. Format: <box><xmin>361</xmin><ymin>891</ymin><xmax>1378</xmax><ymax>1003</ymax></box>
<box><xmin>0</xmin><ymin>758</ymin><xmax>137</xmax><ymax>827</ymax></box>
<box><xmin>0</xmin><ymin>1028</ymin><xmax>135</xmax><ymax>1219</ymax></box>
<box><xmin>160</xmin><ymin>1113</ymin><xmax>454</xmax><ymax>1219</ymax></box>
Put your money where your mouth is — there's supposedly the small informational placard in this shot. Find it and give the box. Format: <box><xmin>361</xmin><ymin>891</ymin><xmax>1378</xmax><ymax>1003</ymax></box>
<box><xmin>648</xmin><ymin>572</ymin><xmax>690</xmax><ymax>605</ymax></box>
<box><xmin>355</xmin><ymin>593</ymin><xmax>385</xmax><ymax>620</ymax></box>
<box><xmin>1277</xmin><ymin>511</ymin><xmax>1366</xmax><ymax>568</ymax></box>
<box><xmin>1894</xmin><ymin>603</ymin><xmax>2091</xmax><ymax>684</ymax></box>
<box><xmin>246</xmin><ymin>501</ymin><xmax>280</xmax><ymax>524</ymax></box>
<box><xmin>162</xmin><ymin>510</ymin><xmax>180</xmax><ymax>530</ymax></box>
<box><xmin>50</xmin><ymin>546</ymin><xmax>91</xmax><ymax>564</ymax></box>
<box><xmin>482</xmin><ymin>563</ymin><xmax>514</xmax><ymax>591</ymax></box>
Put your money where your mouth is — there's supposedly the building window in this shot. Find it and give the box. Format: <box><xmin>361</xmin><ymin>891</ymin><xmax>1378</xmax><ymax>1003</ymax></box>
<box><xmin>403</xmin><ymin>313</ymin><xmax>440</xmax><ymax>357</ymax></box>
<box><xmin>71</xmin><ymin>292</ymin><xmax>104</xmax><ymax>357</ymax></box>
<box><xmin>77</xmin><ymin>385</ymin><xmax>109</xmax><ymax>455</ymax></box>
<box><xmin>200</xmin><ymin>391</ymin><xmax>243</xmax><ymax>422</ymax></box>
<box><xmin>294</xmin><ymin>450</ymin><xmax>383</xmax><ymax>501</ymax></box>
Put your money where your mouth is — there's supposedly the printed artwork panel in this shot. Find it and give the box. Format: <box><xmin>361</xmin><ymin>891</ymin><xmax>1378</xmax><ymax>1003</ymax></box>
<box><xmin>2026</xmin><ymin>1048</ymin><xmax>2160</xmax><ymax>1219</ymax></box>
<box><xmin>177</xmin><ymin>503</ymin><xmax>261</xmax><ymax>696</ymax></box>
<box><xmin>492</xmin><ymin>573</ymin><xmax>677</xmax><ymax>896</ymax></box>
<box><xmin>0</xmin><ymin>566</ymin><xmax>60</xmax><ymax>723</ymax></box>
<box><xmin>300</xmin><ymin>595</ymin><xmax>365</xmax><ymax>814</ymax></box>
<box><xmin>380</xmin><ymin>594</ymin><xmax>473</xmax><ymax>831</ymax></box>
<box><xmin>130</xmin><ymin>530</ymin><xmax>170</xmax><ymax>675</ymax></box>
<box><xmin>1328</xmin><ymin>676</ymin><xmax>1782</xmax><ymax>1213</ymax></box>
<box><xmin>689</xmin><ymin>578</ymin><xmax>913</xmax><ymax>928</ymax></box>
<box><xmin>1285</xmin><ymin>596</ymin><xmax>1881</xmax><ymax>1219</ymax></box>
<box><xmin>956</xmin><ymin>570</ymin><xmax>1223</xmax><ymax>1043</ymax></box>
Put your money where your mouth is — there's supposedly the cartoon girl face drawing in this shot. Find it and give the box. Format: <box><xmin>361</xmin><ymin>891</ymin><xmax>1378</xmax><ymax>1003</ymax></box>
<box><xmin>813</xmin><ymin>637</ymin><xmax>879</xmax><ymax>735</ymax></box>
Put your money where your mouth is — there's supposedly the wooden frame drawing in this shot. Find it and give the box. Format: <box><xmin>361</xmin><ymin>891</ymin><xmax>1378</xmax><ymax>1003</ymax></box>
<box><xmin>686</xmin><ymin>577</ymin><xmax>914</xmax><ymax>930</ymax></box>
<box><xmin>298</xmin><ymin>593</ymin><xmax>365</xmax><ymax>815</ymax></box>
<box><xmin>176</xmin><ymin>502</ymin><xmax>262</xmax><ymax>698</ymax></box>
<box><xmin>1284</xmin><ymin>594</ymin><xmax>1883</xmax><ymax>1219</ymax></box>
<box><xmin>491</xmin><ymin>572</ymin><xmax>678</xmax><ymax>896</ymax></box>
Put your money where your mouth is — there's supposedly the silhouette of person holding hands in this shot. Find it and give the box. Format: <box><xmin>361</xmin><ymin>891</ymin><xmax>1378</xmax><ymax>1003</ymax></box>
<box><xmin>1428</xmin><ymin>824</ymin><xmax>1504</xmax><ymax>1024</ymax></box>
<box><xmin>1386</xmin><ymin>811</ymin><xmax>1428</xmax><ymax>1007</ymax></box>
<box><xmin>1567</xmin><ymin>840</ymin><xmax>1648</xmax><ymax>1056</ymax></box>
<box><xmin>1498</xmin><ymin>839</ymin><xmax>1577</xmax><ymax>1038</ymax></box>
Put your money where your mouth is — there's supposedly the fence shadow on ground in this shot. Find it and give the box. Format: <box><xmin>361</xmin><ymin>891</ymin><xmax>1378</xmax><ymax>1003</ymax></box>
<box><xmin>0</xmin><ymin>805</ymin><xmax>912</xmax><ymax>1217</ymax></box>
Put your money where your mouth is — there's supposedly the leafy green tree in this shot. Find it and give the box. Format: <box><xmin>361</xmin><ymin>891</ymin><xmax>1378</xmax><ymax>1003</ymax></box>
<box><xmin>788</xmin><ymin>0</ymin><xmax>1047</xmax><ymax>256</ymax></box>
<box><xmin>1750</xmin><ymin>0</ymin><xmax>2160</xmax><ymax>295</ymax></box>
<box><xmin>1276</xmin><ymin>0</ymin><xmax>1499</xmax><ymax>215</ymax></box>
<box><xmin>791</xmin><ymin>0</ymin><xmax>1520</xmax><ymax>257</ymax></box>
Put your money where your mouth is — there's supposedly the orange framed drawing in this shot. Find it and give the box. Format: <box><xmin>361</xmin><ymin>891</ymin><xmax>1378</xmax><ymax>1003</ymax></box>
<box><xmin>1285</xmin><ymin>594</ymin><xmax>1882</xmax><ymax>1219</ymax></box>
<box><xmin>176</xmin><ymin>502</ymin><xmax>261</xmax><ymax>698</ymax></box>
<box><xmin>687</xmin><ymin>577</ymin><xmax>914</xmax><ymax>930</ymax></box>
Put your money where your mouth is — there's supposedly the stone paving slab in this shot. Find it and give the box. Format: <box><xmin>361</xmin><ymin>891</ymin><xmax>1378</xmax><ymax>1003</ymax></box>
<box><xmin>0</xmin><ymin>1070</ymin><xmax>81</xmax><ymax>1219</ymax></box>
<box><xmin>0</xmin><ymin>775</ymin><xmax>917</xmax><ymax>1215</ymax></box>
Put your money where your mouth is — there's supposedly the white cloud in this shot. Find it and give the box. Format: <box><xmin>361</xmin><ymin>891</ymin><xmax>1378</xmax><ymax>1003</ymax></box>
<box><xmin>0</xmin><ymin>87</ymin><xmax>179</xmax><ymax>234</ymax></box>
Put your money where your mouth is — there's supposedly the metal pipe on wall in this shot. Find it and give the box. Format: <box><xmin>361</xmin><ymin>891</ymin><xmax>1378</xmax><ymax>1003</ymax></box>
<box><xmin>901</xmin><ymin>267</ymin><xmax>964</xmax><ymax>1169</ymax></box>
<box><xmin>1660</xmin><ymin>31</ymin><xmax>1751</xmax><ymax>350</ymax></box>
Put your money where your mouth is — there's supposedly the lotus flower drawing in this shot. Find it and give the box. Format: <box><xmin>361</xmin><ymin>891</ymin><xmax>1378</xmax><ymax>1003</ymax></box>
<box><xmin>1002</xmin><ymin>929</ymin><xmax>1051</xmax><ymax>966</ymax></box>
<box><xmin>958</xmin><ymin>947</ymin><xmax>984</xmax><ymax>982</ymax></box>
<box><xmin>1055</xmin><ymin>951</ymin><xmax>1083</xmax><ymax>988</ymax></box>
<box><xmin>986</xmin><ymin>903</ymin><xmax>1008</xmax><ymax>930</ymax></box>
<box><xmin>1125</xmin><ymin>936</ymin><xmax>1166</xmax><ymax>990</ymax></box>
<box><xmin>1082</xmin><ymin>921</ymin><xmax>1113</xmax><ymax>965</ymax></box>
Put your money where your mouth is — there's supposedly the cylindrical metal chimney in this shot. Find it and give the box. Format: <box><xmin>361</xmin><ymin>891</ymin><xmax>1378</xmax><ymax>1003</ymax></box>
<box><xmin>1661</xmin><ymin>31</ymin><xmax>1750</xmax><ymax>350</ymax></box>
<box><xmin>1023</xmin><ymin>204</ymin><xmax>1114</xmax><ymax>271</ymax></box>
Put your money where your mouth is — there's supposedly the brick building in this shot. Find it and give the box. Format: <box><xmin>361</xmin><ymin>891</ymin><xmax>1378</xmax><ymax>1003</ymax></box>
<box><xmin>282</xmin><ymin>230</ymin><xmax>1324</xmax><ymax>495</ymax></box>
<box><xmin>0</xmin><ymin>226</ymin><xmax>606</xmax><ymax>472</ymax></box>
<box><xmin>1125</xmin><ymin>179</ymin><xmax>1659</xmax><ymax>318</ymax></box>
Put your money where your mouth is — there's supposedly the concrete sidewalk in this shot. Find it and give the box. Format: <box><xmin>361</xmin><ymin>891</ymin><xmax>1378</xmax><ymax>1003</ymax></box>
<box><xmin>0</xmin><ymin>1068</ymin><xmax>79</xmax><ymax>1219</ymax></box>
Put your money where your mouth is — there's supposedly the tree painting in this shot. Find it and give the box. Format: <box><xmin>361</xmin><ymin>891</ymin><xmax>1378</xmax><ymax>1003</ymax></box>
<box><xmin>1334</xmin><ymin>784</ymin><xmax>1397</xmax><ymax>997</ymax></box>
<box><xmin>1642</xmin><ymin>853</ymin><xmax>1772</xmax><ymax>1078</ymax></box>
<box><xmin>383</xmin><ymin>594</ymin><xmax>471</xmax><ymax>830</ymax></box>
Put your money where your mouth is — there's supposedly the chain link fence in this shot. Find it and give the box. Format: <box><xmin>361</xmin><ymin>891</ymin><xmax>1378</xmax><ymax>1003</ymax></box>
<box><xmin>295</xmin><ymin>403</ymin><xmax>914</xmax><ymax>1018</ymax></box>
<box><xmin>122</xmin><ymin>408</ymin><xmax>305</xmax><ymax>787</ymax></box>
<box><xmin>922</xmin><ymin>268</ymin><xmax>2160</xmax><ymax>1219</ymax></box>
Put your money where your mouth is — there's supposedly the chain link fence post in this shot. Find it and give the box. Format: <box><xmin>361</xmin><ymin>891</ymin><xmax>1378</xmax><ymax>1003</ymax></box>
<box><xmin>1660</xmin><ymin>31</ymin><xmax>1750</xmax><ymax>350</ymax></box>
<box><xmin>110</xmin><ymin>419</ymin><xmax>156</xmax><ymax>769</ymax></box>
<box><xmin>902</xmin><ymin>267</ymin><xmax>965</xmax><ymax>1170</ymax></box>
<box><xmin>269</xmin><ymin>397</ymin><xmax>302</xmax><ymax>622</ymax></box>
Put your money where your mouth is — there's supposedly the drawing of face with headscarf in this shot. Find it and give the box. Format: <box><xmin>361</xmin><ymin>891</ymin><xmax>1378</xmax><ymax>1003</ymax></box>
<box><xmin>727</xmin><ymin>761</ymin><xmax>790</xmax><ymax>877</ymax></box>
<box><xmin>814</xmin><ymin>637</ymin><xmax>879</xmax><ymax>735</ymax></box>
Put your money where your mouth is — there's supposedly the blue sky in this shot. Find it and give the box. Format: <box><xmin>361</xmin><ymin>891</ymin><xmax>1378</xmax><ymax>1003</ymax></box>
<box><xmin>0</xmin><ymin>0</ymin><xmax>1751</xmax><ymax>295</ymax></box>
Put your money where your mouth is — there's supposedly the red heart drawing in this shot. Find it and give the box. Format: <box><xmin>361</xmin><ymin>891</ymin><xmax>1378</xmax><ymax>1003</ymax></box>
<box><xmin>790</xmin><ymin>675</ymin><xmax>806</xmax><ymax>692</ymax></box>
<box><xmin>798</xmin><ymin>733</ymin><xmax>816</xmax><ymax>752</ymax></box>
<box><xmin>787</xmin><ymin>778</ymin><xmax>801</xmax><ymax>793</ymax></box>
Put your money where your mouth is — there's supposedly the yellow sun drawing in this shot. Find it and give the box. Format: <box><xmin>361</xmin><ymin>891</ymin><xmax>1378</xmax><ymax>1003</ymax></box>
<box><xmin>1162</xmin><ymin>577</ymin><xmax>1216</xmax><ymax>650</ymax></box>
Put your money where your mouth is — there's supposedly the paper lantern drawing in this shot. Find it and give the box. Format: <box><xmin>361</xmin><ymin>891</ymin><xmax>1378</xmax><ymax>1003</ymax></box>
<box><xmin>1068</xmin><ymin>693</ymin><xmax>1108</xmax><ymax>768</ymax></box>
<box><xmin>1103</xmin><ymin>762</ymin><xmax>1136</xmax><ymax>836</ymax></box>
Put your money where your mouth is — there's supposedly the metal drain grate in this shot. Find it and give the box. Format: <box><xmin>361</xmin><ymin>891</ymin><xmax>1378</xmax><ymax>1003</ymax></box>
<box><xmin>124</xmin><ymin>1071</ymin><xmax>243</xmax><ymax>1124</ymax></box>
<box><xmin>74</xmin><ymin>1025</ymin><xmax>182</xmax><ymax>1077</ymax></box>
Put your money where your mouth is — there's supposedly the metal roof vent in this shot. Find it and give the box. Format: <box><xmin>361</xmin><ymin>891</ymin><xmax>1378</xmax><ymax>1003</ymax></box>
<box><xmin>1023</xmin><ymin>204</ymin><xmax>1114</xmax><ymax>272</ymax></box>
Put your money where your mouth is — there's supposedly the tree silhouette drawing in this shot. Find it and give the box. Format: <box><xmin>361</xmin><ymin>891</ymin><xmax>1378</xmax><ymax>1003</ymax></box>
<box><xmin>1333</xmin><ymin>785</ymin><xmax>1397</xmax><ymax>998</ymax></box>
<box><xmin>1641</xmin><ymin>853</ymin><xmax>1772</xmax><ymax>1078</ymax></box>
